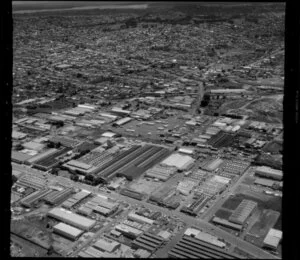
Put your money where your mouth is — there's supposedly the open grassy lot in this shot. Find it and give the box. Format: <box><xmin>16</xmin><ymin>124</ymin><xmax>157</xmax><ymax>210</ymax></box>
<box><xmin>245</xmin><ymin>209</ymin><xmax>280</xmax><ymax>247</ymax></box>
<box><xmin>222</xmin><ymin>192</ymin><xmax>282</xmax><ymax>212</ymax></box>
<box><xmin>273</xmin><ymin>214</ymin><xmax>282</xmax><ymax>230</ymax></box>
<box><xmin>222</xmin><ymin>195</ymin><xmax>243</xmax><ymax>210</ymax></box>
<box><xmin>242</xmin><ymin>176</ymin><xmax>256</xmax><ymax>185</ymax></box>
<box><xmin>214</xmin><ymin>208</ymin><xmax>233</xmax><ymax>220</ymax></box>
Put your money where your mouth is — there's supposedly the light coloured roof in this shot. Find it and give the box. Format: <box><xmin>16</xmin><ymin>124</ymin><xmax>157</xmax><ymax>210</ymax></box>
<box><xmin>66</xmin><ymin>160</ymin><xmax>92</xmax><ymax>170</ymax></box>
<box><xmin>161</xmin><ymin>153</ymin><xmax>195</xmax><ymax>170</ymax></box>
<box><xmin>94</xmin><ymin>238</ymin><xmax>120</xmax><ymax>253</ymax></box>
<box><xmin>53</xmin><ymin>222</ymin><xmax>83</xmax><ymax>237</ymax></box>
<box><xmin>11</xmin><ymin>151</ymin><xmax>32</xmax><ymax>162</ymax></box>
<box><xmin>263</xmin><ymin>228</ymin><xmax>282</xmax><ymax>248</ymax></box>
<box><xmin>256</xmin><ymin>166</ymin><xmax>283</xmax><ymax>177</ymax></box>
<box><xmin>128</xmin><ymin>212</ymin><xmax>154</xmax><ymax>225</ymax></box>
<box><xmin>102</xmin><ymin>132</ymin><xmax>116</xmax><ymax>138</ymax></box>
<box><xmin>115</xmin><ymin>224</ymin><xmax>143</xmax><ymax>235</ymax></box>
<box><xmin>22</xmin><ymin>141</ymin><xmax>45</xmax><ymax>151</ymax></box>
<box><xmin>48</xmin><ymin>207</ymin><xmax>96</xmax><ymax>230</ymax></box>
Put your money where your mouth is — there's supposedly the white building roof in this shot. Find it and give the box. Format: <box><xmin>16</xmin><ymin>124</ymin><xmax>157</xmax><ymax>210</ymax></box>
<box><xmin>256</xmin><ymin>166</ymin><xmax>283</xmax><ymax>177</ymax></box>
<box><xmin>53</xmin><ymin>222</ymin><xmax>83</xmax><ymax>237</ymax></box>
<box><xmin>178</xmin><ymin>148</ymin><xmax>194</xmax><ymax>155</ymax></box>
<box><xmin>102</xmin><ymin>132</ymin><xmax>116</xmax><ymax>138</ymax></box>
<box><xmin>161</xmin><ymin>153</ymin><xmax>195</xmax><ymax>170</ymax></box>
<box><xmin>48</xmin><ymin>208</ymin><xmax>96</xmax><ymax>230</ymax></box>
<box><xmin>263</xmin><ymin>228</ymin><xmax>282</xmax><ymax>249</ymax></box>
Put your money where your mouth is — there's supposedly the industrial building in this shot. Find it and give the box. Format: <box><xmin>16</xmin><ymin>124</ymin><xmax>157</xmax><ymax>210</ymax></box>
<box><xmin>21</xmin><ymin>189</ymin><xmax>53</xmax><ymax>208</ymax></box>
<box><xmin>128</xmin><ymin>212</ymin><xmax>154</xmax><ymax>225</ymax></box>
<box><xmin>161</xmin><ymin>153</ymin><xmax>195</xmax><ymax>171</ymax></box>
<box><xmin>53</xmin><ymin>222</ymin><xmax>84</xmax><ymax>240</ymax></box>
<box><xmin>255</xmin><ymin>166</ymin><xmax>283</xmax><ymax>180</ymax></box>
<box><xmin>203</xmin><ymin>158</ymin><xmax>224</xmax><ymax>172</ymax></box>
<box><xmin>212</xmin><ymin>217</ymin><xmax>243</xmax><ymax>231</ymax></box>
<box><xmin>120</xmin><ymin>188</ymin><xmax>144</xmax><ymax>200</ymax></box>
<box><xmin>93</xmin><ymin>144</ymin><xmax>170</xmax><ymax>183</ymax></box>
<box><xmin>133</xmin><ymin>249</ymin><xmax>151</xmax><ymax>258</ymax></box>
<box><xmin>180</xmin><ymin>194</ymin><xmax>210</xmax><ymax>216</ymax></box>
<box><xmin>195</xmin><ymin>175</ymin><xmax>230</xmax><ymax>197</ymax></box>
<box><xmin>177</xmin><ymin>179</ymin><xmax>196</xmax><ymax>195</ymax></box>
<box><xmin>263</xmin><ymin>228</ymin><xmax>282</xmax><ymax>250</ymax></box>
<box><xmin>81</xmin><ymin>246</ymin><xmax>114</xmax><ymax>258</ymax></box>
<box><xmin>168</xmin><ymin>235</ymin><xmax>239</xmax><ymax>259</ymax></box>
<box><xmin>17</xmin><ymin>174</ymin><xmax>47</xmax><ymax>190</ymax></box>
<box><xmin>44</xmin><ymin>187</ymin><xmax>74</xmax><ymax>205</ymax></box>
<box><xmin>11</xmin><ymin>151</ymin><xmax>33</xmax><ymax>164</ymax></box>
<box><xmin>47</xmin><ymin>207</ymin><xmax>96</xmax><ymax>231</ymax></box>
<box><xmin>178</xmin><ymin>147</ymin><xmax>194</xmax><ymax>155</ymax></box>
<box><xmin>93</xmin><ymin>237</ymin><xmax>121</xmax><ymax>253</ymax></box>
<box><xmin>115</xmin><ymin>223</ymin><xmax>143</xmax><ymax>238</ymax></box>
<box><xmin>254</xmin><ymin>178</ymin><xmax>275</xmax><ymax>188</ymax></box>
<box><xmin>62</xmin><ymin>189</ymin><xmax>91</xmax><ymax>209</ymax></box>
<box><xmin>33</xmin><ymin>147</ymin><xmax>71</xmax><ymax>171</ymax></box>
<box><xmin>229</xmin><ymin>200</ymin><xmax>257</xmax><ymax>225</ymax></box>
<box><xmin>131</xmin><ymin>232</ymin><xmax>164</xmax><ymax>253</ymax></box>
<box><xmin>145</xmin><ymin>165</ymin><xmax>177</xmax><ymax>181</ymax></box>
<box><xmin>49</xmin><ymin>136</ymin><xmax>82</xmax><ymax>148</ymax></box>
<box><xmin>184</xmin><ymin>228</ymin><xmax>226</xmax><ymax>248</ymax></box>
<box><xmin>63</xmin><ymin>148</ymin><xmax>115</xmax><ymax>175</ymax></box>
<box><xmin>79</xmin><ymin>195</ymin><xmax>119</xmax><ymax>216</ymax></box>
<box><xmin>113</xmin><ymin>117</ymin><xmax>132</xmax><ymax>126</ymax></box>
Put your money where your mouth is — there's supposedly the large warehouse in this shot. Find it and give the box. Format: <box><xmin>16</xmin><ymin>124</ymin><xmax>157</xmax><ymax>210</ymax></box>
<box><xmin>114</xmin><ymin>224</ymin><xmax>143</xmax><ymax>238</ymax></box>
<box><xmin>93</xmin><ymin>144</ymin><xmax>171</xmax><ymax>183</ymax></box>
<box><xmin>53</xmin><ymin>222</ymin><xmax>84</xmax><ymax>240</ymax></box>
<box><xmin>212</xmin><ymin>217</ymin><xmax>243</xmax><ymax>231</ymax></box>
<box><xmin>229</xmin><ymin>200</ymin><xmax>257</xmax><ymax>225</ymax></box>
<box><xmin>128</xmin><ymin>212</ymin><xmax>154</xmax><ymax>225</ymax></box>
<box><xmin>168</xmin><ymin>235</ymin><xmax>239</xmax><ymax>259</ymax></box>
<box><xmin>255</xmin><ymin>166</ymin><xmax>283</xmax><ymax>180</ymax></box>
<box><xmin>48</xmin><ymin>207</ymin><xmax>96</xmax><ymax>231</ymax></box>
<box><xmin>79</xmin><ymin>195</ymin><xmax>119</xmax><ymax>216</ymax></box>
<box><xmin>263</xmin><ymin>228</ymin><xmax>282</xmax><ymax>250</ymax></box>
<box><xmin>161</xmin><ymin>153</ymin><xmax>195</xmax><ymax>171</ymax></box>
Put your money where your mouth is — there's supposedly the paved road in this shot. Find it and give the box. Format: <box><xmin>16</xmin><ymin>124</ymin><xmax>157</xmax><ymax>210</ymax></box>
<box><xmin>12</xmin><ymin>163</ymin><xmax>278</xmax><ymax>259</ymax></box>
<box><xmin>201</xmin><ymin>167</ymin><xmax>254</xmax><ymax>221</ymax></box>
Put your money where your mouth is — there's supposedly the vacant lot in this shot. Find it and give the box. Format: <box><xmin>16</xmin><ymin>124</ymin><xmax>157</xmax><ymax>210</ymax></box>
<box><xmin>222</xmin><ymin>195</ymin><xmax>243</xmax><ymax>210</ymax></box>
<box><xmin>222</xmin><ymin>192</ymin><xmax>282</xmax><ymax>212</ymax></box>
<box><xmin>129</xmin><ymin>177</ymin><xmax>162</xmax><ymax>195</ymax></box>
<box><xmin>245</xmin><ymin>209</ymin><xmax>280</xmax><ymax>247</ymax></box>
<box><xmin>215</xmin><ymin>208</ymin><xmax>232</xmax><ymax>220</ymax></box>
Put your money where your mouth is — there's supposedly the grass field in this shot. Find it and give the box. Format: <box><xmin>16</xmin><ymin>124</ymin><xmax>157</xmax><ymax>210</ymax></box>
<box><xmin>222</xmin><ymin>196</ymin><xmax>243</xmax><ymax>210</ymax></box>
<box><xmin>215</xmin><ymin>208</ymin><xmax>232</xmax><ymax>220</ymax></box>
<box><xmin>245</xmin><ymin>209</ymin><xmax>280</xmax><ymax>247</ymax></box>
<box><xmin>273</xmin><ymin>214</ymin><xmax>282</xmax><ymax>230</ymax></box>
<box><xmin>222</xmin><ymin>192</ymin><xmax>282</xmax><ymax>212</ymax></box>
<box><xmin>242</xmin><ymin>176</ymin><xmax>256</xmax><ymax>185</ymax></box>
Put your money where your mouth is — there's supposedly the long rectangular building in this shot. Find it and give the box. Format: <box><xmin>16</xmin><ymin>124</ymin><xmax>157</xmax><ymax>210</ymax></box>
<box><xmin>95</xmin><ymin>145</ymin><xmax>170</xmax><ymax>183</ymax></box>
<box><xmin>48</xmin><ymin>207</ymin><xmax>96</xmax><ymax>231</ymax></box>
<box><xmin>115</xmin><ymin>224</ymin><xmax>143</xmax><ymax>238</ymax></box>
<box><xmin>212</xmin><ymin>217</ymin><xmax>242</xmax><ymax>231</ymax></box>
<box><xmin>128</xmin><ymin>212</ymin><xmax>154</xmax><ymax>225</ymax></box>
<box><xmin>131</xmin><ymin>232</ymin><xmax>164</xmax><ymax>253</ymax></box>
<box><xmin>168</xmin><ymin>235</ymin><xmax>239</xmax><ymax>259</ymax></box>
<box><xmin>229</xmin><ymin>200</ymin><xmax>257</xmax><ymax>225</ymax></box>
<box><xmin>53</xmin><ymin>222</ymin><xmax>84</xmax><ymax>240</ymax></box>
